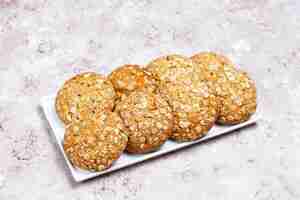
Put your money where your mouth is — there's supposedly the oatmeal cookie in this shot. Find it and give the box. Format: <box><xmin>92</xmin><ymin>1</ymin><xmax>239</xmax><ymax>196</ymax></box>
<box><xmin>146</xmin><ymin>54</ymin><xmax>196</xmax><ymax>84</ymax></box>
<box><xmin>161</xmin><ymin>81</ymin><xmax>218</xmax><ymax>142</ymax></box>
<box><xmin>191</xmin><ymin>52</ymin><xmax>257</xmax><ymax>124</ymax></box>
<box><xmin>55</xmin><ymin>72</ymin><xmax>116</xmax><ymax>124</ymax></box>
<box><xmin>63</xmin><ymin>111</ymin><xmax>128</xmax><ymax>171</ymax></box>
<box><xmin>115</xmin><ymin>89</ymin><xmax>173</xmax><ymax>153</ymax></box>
<box><xmin>146</xmin><ymin>55</ymin><xmax>218</xmax><ymax>142</ymax></box>
<box><xmin>109</xmin><ymin>64</ymin><xmax>157</xmax><ymax>102</ymax></box>
<box><xmin>191</xmin><ymin>52</ymin><xmax>233</xmax><ymax>68</ymax></box>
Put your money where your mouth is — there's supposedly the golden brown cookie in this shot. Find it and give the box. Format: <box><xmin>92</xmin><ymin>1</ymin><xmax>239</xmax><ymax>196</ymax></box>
<box><xmin>115</xmin><ymin>89</ymin><xmax>173</xmax><ymax>153</ymax></box>
<box><xmin>191</xmin><ymin>52</ymin><xmax>233</xmax><ymax>68</ymax></box>
<box><xmin>55</xmin><ymin>72</ymin><xmax>116</xmax><ymax>124</ymax></box>
<box><xmin>191</xmin><ymin>52</ymin><xmax>257</xmax><ymax>124</ymax></box>
<box><xmin>146</xmin><ymin>54</ymin><xmax>196</xmax><ymax>84</ymax></box>
<box><xmin>161</xmin><ymin>81</ymin><xmax>218</xmax><ymax>142</ymax></box>
<box><xmin>109</xmin><ymin>64</ymin><xmax>157</xmax><ymax>102</ymax></box>
<box><xmin>63</xmin><ymin>111</ymin><xmax>128</xmax><ymax>171</ymax></box>
<box><xmin>146</xmin><ymin>55</ymin><xmax>218</xmax><ymax>142</ymax></box>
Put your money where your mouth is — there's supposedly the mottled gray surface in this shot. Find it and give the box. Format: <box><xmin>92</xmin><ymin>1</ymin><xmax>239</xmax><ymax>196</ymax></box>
<box><xmin>0</xmin><ymin>0</ymin><xmax>299</xmax><ymax>199</ymax></box>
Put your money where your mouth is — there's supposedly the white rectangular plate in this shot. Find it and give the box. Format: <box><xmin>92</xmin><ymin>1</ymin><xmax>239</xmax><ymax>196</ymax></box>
<box><xmin>41</xmin><ymin>95</ymin><xmax>259</xmax><ymax>182</ymax></box>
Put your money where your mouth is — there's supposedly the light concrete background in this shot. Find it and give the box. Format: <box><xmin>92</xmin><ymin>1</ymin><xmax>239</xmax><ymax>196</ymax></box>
<box><xmin>0</xmin><ymin>0</ymin><xmax>299</xmax><ymax>199</ymax></box>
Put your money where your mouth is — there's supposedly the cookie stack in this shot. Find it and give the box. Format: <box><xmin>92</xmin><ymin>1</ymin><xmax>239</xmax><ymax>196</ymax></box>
<box><xmin>55</xmin><ymin>52</ymin><xmax>257</xmax><ymax>172</ymax></box>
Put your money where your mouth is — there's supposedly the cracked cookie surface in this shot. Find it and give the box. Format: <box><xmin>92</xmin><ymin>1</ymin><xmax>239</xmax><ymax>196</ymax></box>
<box><xmin>55</xmin><ymin>72</ymin><xmax>116</xmax><ymax>124</ymax></box>
<box><xmin>63</xmin><ymin>111</ymin><xmax>128</xmax><ymax>171</ymax></box>
<box><xmin>115</xmin><ymin>89</ymin><xmax>173</xmax><ymax>153</ymax></box>
<box><xmin>191</xmin><ymin>52</ymin><xmax>257</xmax><ymax>124</ymax></box>
<box><xmin>109</xmin><ymin>64</ymin><xmax>157</xmax><ymax>103</ymax></box>
<box><xmin>146</xmin><ymin>55</ymin><xmax>218</xmax><ymax>142</ymax></box>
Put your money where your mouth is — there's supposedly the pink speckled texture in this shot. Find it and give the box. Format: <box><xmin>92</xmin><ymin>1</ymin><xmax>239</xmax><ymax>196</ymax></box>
<box><xmin>0</xmin><ymin>0</ymin><xmax>300</xmax><ymax>199</ymax></box>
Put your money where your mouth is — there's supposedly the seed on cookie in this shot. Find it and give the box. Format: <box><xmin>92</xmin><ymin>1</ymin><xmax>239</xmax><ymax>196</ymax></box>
<box><xmin>63</xmin><ymin>111</ymin><xmax>128</xmax><ymax>171</ymax></box>
<box><xmin>109</xmin><ymin>64</ymin><xmax>158</xmax><ymax>102</ymax></box>
<box><xmin>191</xmin><ymin>52</ymin><xmax>257</xmax><ymax>124</ymax></box>
<box><xmin>55</xmin><ymin>72</ymin><xmax>116</xmax><ymax>124</ymax></box>
<box><xmin>146</xmin><ymin>55</ymin><xmax>218</xmax><ymax>142</ymax></box>
<box><xmin>115</xmin><ymin>89</ymin><xmax>173</xmax><ymax>153</ymax></box>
